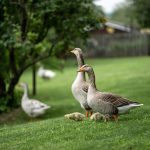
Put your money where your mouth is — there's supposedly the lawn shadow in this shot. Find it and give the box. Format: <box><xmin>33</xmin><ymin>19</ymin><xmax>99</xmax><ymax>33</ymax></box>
<box><xmin>0</xmin><ymin>104</ymin><xmax>84</xmax><ymax>126</ymax></box>
<box><xmin>45</xmin><ymin>104</ymin><xmax>84</xmax><ymax>119</ymax></box>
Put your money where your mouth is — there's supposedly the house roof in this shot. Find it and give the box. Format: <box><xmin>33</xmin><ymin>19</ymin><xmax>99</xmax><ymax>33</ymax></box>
<box><xmin>105</xmin><ymin>21</ymin><xmax>131</xmax><ymax>32</ymax></box>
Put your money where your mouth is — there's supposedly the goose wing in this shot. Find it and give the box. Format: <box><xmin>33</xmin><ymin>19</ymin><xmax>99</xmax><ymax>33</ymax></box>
<box><xmin>99</xmin><ymin>92</ymin><xmax>134</xmax><ymax>107</ymax></box>
<box><xmin>30</xmin><ymin>99</ymin><xmax>50</xmax><ymax>110</ymax></box>
<box><xmin>96</xmin><ymin>98</ymin><xmax>118</xmax><ymax>115</ymax></box>
<box><xmin>81</xmin><ymin>82</ymin><xmax>89</xmax><ymax>93</ymax></box>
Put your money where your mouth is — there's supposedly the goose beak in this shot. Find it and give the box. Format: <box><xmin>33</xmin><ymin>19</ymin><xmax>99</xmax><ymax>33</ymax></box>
<box><xmin>70</xmin><ymin>50</ymin><xmax>74</xmax><ymax>53</ymax></box>
<box><xmin>17</xmin><ymin>83</ymin><xmax>21</xmax><ymax>87</ymax></box>
<box><xmin>17</xmin><ymin>83</ymin><xmax>24</xmax><ymax>87</ymax></box>
<box><xmin>77</xmin><ymin>67</ymin><xmax>85</xmax><ymax>72</ymax></box>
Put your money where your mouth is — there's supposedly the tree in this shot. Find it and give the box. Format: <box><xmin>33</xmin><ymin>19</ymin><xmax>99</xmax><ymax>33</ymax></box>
<box><xmin>131</xmin><ymin>0</ymin><xmax>150</xmax><ymax>28</ymax></box>
<box><xmin>131</xmin><ymin>0</ymin><xmax>150</xmax><ymax>55</ymax></box>
<box><xmin>110</xmin><ymin>2</ymin><xmax>139</xmax><ymax>27</ymax></box>
<box><xmin>0</xmin><ymin>0</ymin><xmax>103</xmax><ymax>112</ymax></box>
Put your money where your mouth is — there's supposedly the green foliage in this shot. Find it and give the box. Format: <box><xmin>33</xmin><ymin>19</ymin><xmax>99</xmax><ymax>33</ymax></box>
<box><xmin>0</xmin><ymin>90</ymin><xmax>22</xmax><ymax>113</ymax></box>
<box><xmin>110</xmin><ymin>0</ymin><xmax>150</xmax><ymax>28</ymax></box>
<box><xmin>131</xmin><ymin>0</ymin><xmax>150</xmax><ymax>28</ymax></box>
<box><xmin>40</xmin><ymin>57</ymin><xmax>65</xmax><ymax>71</ymax></box>
<box><xmin>1</xmin><ymin>0</ymin><xmax>103</xmax><ymax>69</ymax></box>
<box><xmin>0</xmin><ymin>0</ymin><xmax>103</xmax><ymax>111</ymax></box>
<box><xmin>0</xmin><ymin>57</ymin><xmax>150</xmax><ymax>149</ymax></box>
<box><xmin>0</xmin><ymin>50</ymin><xmax>9</xmax><ymax>78</ymax></box>
<box><xmin>0</xmin><ymin>97</ymin><xmax>9</xmax><ymax>113</ymax></box>
<box><xmin>110</xmin><ymin>2</ymin><xmax>139</xmax><ymax>27</ymax></box>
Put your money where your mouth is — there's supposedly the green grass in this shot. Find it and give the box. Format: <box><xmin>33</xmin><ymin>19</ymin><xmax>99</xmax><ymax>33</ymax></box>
<box><xmin>0</xmin><ymin>57</ymin><xmax>150</xmax><ymax>150</ymax></box>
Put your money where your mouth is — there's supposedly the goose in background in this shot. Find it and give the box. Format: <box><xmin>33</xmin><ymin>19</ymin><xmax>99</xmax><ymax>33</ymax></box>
<box><xmin>78</xmin><ymin>64</ymin><xmax>143</xmax><ymax>118</ymax></box>
<box><xmin>37</xmin><ymin>66</ymin><xmax>56</xmax><ymax>79</ymax></box>
<box><xmin>19</xmin><ymin>83</ymin><xmax>50</xmax><ymax>117</ymax></box>
<box><xmin>71</xmin><ymin>48</ymin><xmax>92</xmax><ymax>117</ymax></box>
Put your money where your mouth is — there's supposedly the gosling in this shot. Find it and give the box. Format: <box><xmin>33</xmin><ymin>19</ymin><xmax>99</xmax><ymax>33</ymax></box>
<box><xmin>64</xmin><ymin>112</ymin><xmax>85</xmax><ymax>121</ymax></box>
<box><xmin>90</xmin><ymin>112</ymin><xmax>110</xmax><ymax>122</ymax></box>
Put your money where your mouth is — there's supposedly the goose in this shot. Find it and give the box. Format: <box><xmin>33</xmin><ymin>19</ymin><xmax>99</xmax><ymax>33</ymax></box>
<box><xmin>19</xmin><ymin>83</ymin><xmax>50</xmax><ymax>117</ymax></box>
<box><xmin>71</xmin><ymin>48</ymin><xmax>92</xmax><ymax>117</ymax></box>
<box><xmin>37</xmin><ymin>66</ymin><xmax>56</xmax><ymax>79</ymax></box>
<box><xmin>78</xmin><ymin>64</ymin><xmax>143</xmax><ymax>117</ymax></box>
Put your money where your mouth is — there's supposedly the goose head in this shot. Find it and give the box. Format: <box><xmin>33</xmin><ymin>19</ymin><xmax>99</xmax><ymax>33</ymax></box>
<box><xmin>70</xmin><ymin>48</ymin><xmax>83</xmax><ymax>56</ymax></box>
<box><xmin>18</xmin><ymin>83</ymin><xmax>28</xmax><ymax>89</ymax></box>
<box><xmin>77</xmin><ymin>64</ymin><xmax>93</xmax><ymax>73</ymax></box>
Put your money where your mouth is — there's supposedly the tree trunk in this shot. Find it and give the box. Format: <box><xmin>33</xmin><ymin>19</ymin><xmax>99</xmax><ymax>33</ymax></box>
<box><xmin>6</xmin><ymin>74</ymin><xmax>21</xmax><ymax>107</ymax></box>
<box><xmin>148</xmin><ymin>35</ymin><xmax>150</xmax><ymax>56</ymax></box>
<box><xmin>0</xmin><ymin>76</ymin><xmax>6</xmax><ymax>97</ymax></box>
<box><xmin>32</xmin><ymin>64</ymin><xmax>36</xmax><ymax>95</ymax></box>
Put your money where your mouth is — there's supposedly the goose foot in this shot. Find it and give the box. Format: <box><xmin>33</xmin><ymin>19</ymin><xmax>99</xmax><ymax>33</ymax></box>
<box><xmin>112</xmin><ymin>115</ymin><xmax>118</xmax><ymax>122</ymax></box>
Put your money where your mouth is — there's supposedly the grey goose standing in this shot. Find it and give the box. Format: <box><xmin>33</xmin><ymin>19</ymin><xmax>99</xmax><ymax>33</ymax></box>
<box><xmin>78</xmin><ymin>64</ymin><xmax>143</xmax><ymax>118</ymax></box>
<box><xmin>71</xmin><ymin>48</ymin><xmax>92</xmax><ymax>117</ymax></box>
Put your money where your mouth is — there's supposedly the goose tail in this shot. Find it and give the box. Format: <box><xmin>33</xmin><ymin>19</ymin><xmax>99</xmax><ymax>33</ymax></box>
<box><xmin>43</xmin><ymin>105</ymin><xmax>51</xmax><ymax>110</ymax></box>
<box><xmin>130</xmin><ymin>103</ymin><xmax>143</xmax><ymax>108</ymax></box>
<box><xmin>118</xmin><ymin>103</ymin><xmax>143</xmax><ymax>114</ymax></box>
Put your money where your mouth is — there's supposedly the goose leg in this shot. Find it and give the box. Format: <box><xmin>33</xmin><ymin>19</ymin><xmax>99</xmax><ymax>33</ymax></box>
<box><xmin>86</xmin><ymin>111</ymin><xmax>89</xmax><ymax>118</ymax></box>
<box><xmin>112</xmin><ymin>115</ymin><xmax>118</xmax><ymax>122</ymax></box>
<box><xmin>90</xmin><ymin>111</ymin><xmax>93</xmax><ymax>116</ymax></box>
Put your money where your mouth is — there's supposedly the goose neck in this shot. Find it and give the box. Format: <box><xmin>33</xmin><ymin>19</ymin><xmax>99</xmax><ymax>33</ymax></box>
<box><xmin>87</xmin><ymin>69</ymin><xmax>96</xmax><ymax>89</ymax></box>
<box><xmin>76</xmin><ymin>72</ymin><xmax>85</xmax><ymax>81</ymax></box>
<box><xmin>76</xmin><ymin>53</ymin><xmax>85</xmax><ymax>69</ymax></box>
<box><xmin>76</xmin><ymin>53</ymin><xmax>85</xmax><ymax>79</ymax></box>
<box><xmin>22</xmin><ymin>85</ymin><xmax>28</xmax><ymax>101</ymax></box>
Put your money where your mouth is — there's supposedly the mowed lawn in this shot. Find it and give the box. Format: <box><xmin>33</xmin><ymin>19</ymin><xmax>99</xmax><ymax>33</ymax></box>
<box><xmin>0</xmin><ymin>57</ymin><xmax>150</xmax><ymax>150</ymax></box>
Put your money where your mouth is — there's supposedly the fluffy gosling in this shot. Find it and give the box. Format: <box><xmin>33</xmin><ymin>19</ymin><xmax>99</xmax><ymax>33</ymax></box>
<box><xmin>90</xmin><ymin>112</ymin><xmax>110</xmax><ymax>122</ymax></box>
<box><xmin>64</xmin><ymin>112</ymin><xmax>85</xmax><ymax>121</ymax></box>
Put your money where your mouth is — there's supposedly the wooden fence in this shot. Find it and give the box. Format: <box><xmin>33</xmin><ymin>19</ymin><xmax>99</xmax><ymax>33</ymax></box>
<box><xmin>85</xmin><ymin>33</ymin><xmax>150</xmax><ymax>57</ymax></box>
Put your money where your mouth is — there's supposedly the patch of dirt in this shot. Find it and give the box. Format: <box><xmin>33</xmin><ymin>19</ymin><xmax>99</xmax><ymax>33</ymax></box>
<box><xmin>0</xmin><ymin>108</ymin><xmax>22</xmax><ymax>124</ymax></box>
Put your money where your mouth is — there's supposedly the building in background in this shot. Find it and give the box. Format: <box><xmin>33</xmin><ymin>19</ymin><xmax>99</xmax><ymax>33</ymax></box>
<box><xmin>85</xmin><ymin>21</ymin><xmax>149</xmax><ymax>57</ymax></box>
